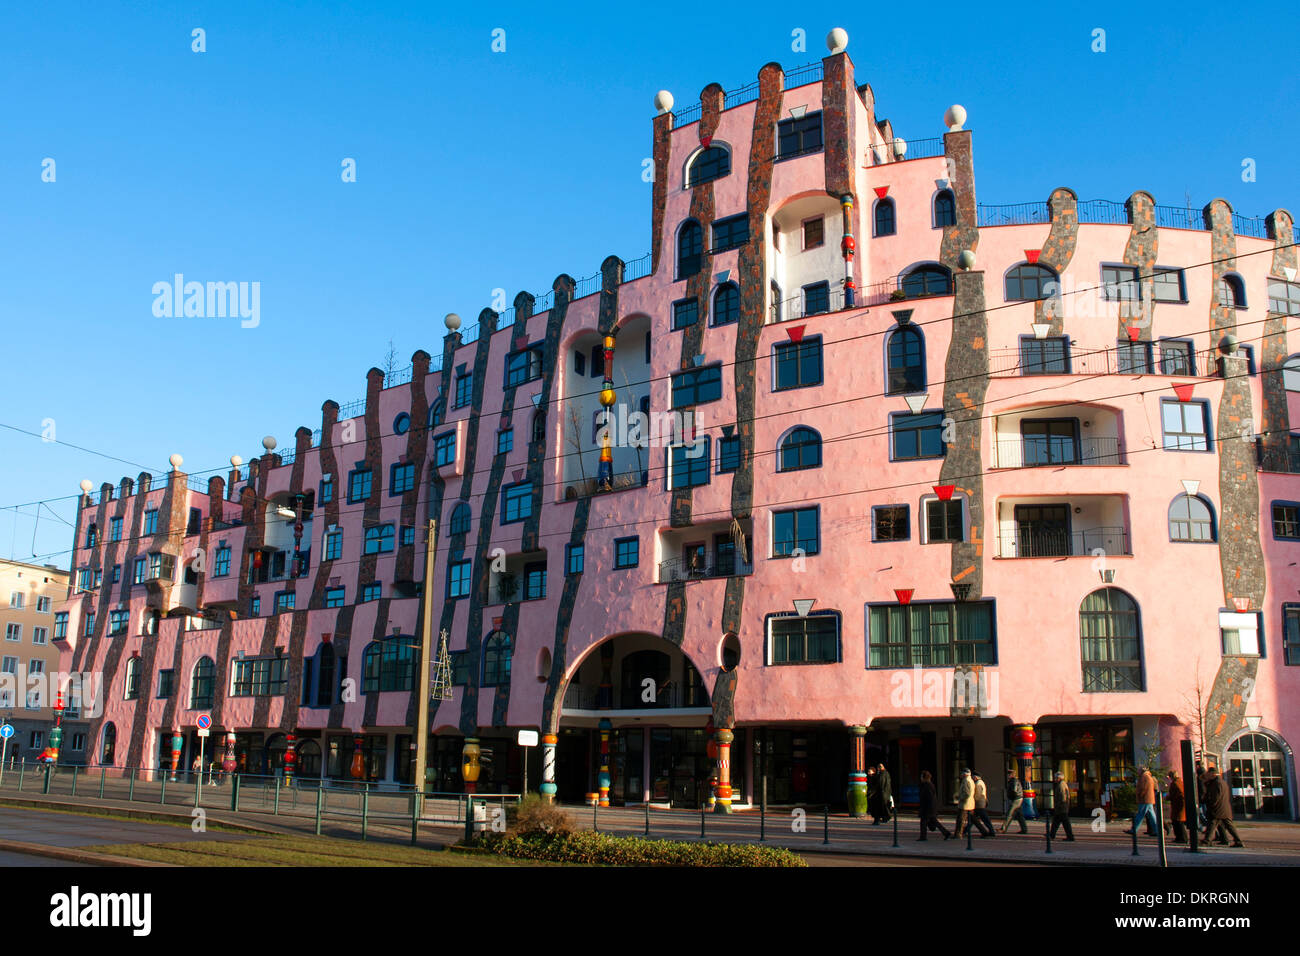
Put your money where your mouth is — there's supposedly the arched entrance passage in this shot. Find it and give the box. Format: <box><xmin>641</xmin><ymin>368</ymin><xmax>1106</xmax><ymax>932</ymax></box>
<box><xmin>549</xmin><ymin>633</ymin><xmax>715</xmax><ymax>808</ymax></box>
<box><xmin>1223</xmin><ymin>729</ymin><xmax>1294</xmax><ymax>819</ymax></box>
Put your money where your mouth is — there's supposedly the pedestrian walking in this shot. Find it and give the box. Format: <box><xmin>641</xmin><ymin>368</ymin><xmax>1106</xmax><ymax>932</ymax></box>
<box><xmin>876</xmin><ymin>763</ymin><xmax>892</xmax><ymax>824</ymax></box>
<box><xmin>1002</xmin><ymin>768</ymin><xmax>1028</xmax><ymax>833</ymax></box>
<box><xmin>866</xmin><ymin>766</ymin><xmax>881</xmax><ymax>823</ymax></box>
<box><xmin>971</xmin><ymin>772</ymin><xmax>996</xmax><ymax>837</ymax></box>
<box><xmin>1195</xmin><ymin>760</ymin><xmax>1208</xmax><ymax>829</ymax></box>
<box><xmin>1049</xmin><ymin>771</ymin><xmax>1075</xmax><ymax>841</ymax></box>
<box><xmin>1202</xmin><ymin>767</ymin><xmax>1245</xmax><ymax>848</ymax></box>
<box><xmin>917</xmin><ymin>770</ymin><xmax>952</xmax><ymax>841</ymax></box>
<box><xmin>1124</xmin><ymin>767</ymin><xmax>1160</xmax><ymax>837</ymax></box>
<box><xmin>953</xmin><ymin>768</ymin><xmax>976</xmax><ymax>837</ymax></box>
<box><xmin>1166</xmin><ymin>771</ymin><xmax>1186</xmax><ymax>844</ymax></box>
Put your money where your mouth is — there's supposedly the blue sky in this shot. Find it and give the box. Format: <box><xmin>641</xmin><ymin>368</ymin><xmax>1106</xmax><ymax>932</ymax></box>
<box><xmin>1</xmin><ymin>1</ymin><xmax>1296</xmax><ymax>564</ymax></box>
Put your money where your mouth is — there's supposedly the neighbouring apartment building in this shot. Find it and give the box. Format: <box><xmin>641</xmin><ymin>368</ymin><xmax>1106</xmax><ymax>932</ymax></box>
<box><xmin>55</xmin><ymin>29</ymin><xmax>1300</xmax><ymax>818</ymax></box>
<box><xmin>0</xmin><ymin>560</ymin><xmax>76</xmax><ymax>762</ymax></box>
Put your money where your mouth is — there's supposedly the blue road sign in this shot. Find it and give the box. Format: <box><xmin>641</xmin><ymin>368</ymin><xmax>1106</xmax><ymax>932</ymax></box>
<box><xmin>0</xmin><ymin>724</ymin><xmax>13</xmax><ymax>739</ymax></box>
<box><xmin>197</xmin><ymin>715</ymin><xmax>211</xmax><ymax>730</ymax></box>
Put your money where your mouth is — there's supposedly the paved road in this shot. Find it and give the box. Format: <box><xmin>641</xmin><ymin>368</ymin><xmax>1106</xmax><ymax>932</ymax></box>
<box><xmin>0</xmin><ymin>806</ymin><xmax>249</xmax><ymax>849</ymax></box>
<box><xmin>0</xmin><ymin>850</ymin><xmax>90</xmax><ymax>866</ymax></box>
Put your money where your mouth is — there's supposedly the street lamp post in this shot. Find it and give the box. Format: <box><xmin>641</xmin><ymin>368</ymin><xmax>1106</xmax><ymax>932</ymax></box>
<box><xmin>413</xmin><ymin>518</ymin><xmax>438</xmax><ymax>804</ymax></box>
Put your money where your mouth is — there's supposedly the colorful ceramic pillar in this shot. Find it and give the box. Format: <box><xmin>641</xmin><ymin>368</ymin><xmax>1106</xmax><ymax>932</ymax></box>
<box><xmin>462</xmin><ymin>737</ymin><xmax>481</xmax><ymax>795</ymax></box>
<box><xmin>597</xmin><ymin>719</ymin><xmax>612</xmax><ymax>807</ymax></box>
<box><xmin>540</xmin><ymin>733</ymin><xmax>558</xmax><ymax>803</ymax></box>
<box><xmin>222</xmin><ymin>731</ymin><xmax>237</xmax><ymax>774</ymax></box>
<box><xmin>284</xmin><ymin>732</ymin><xmax>297</xmax><ymax>786</ymax></box>
<box><xmin>840</xmin><ymin>193</ymin><xmax>856</xmax><ymax>308</ymax></box>
<box><xmin>1011</xmin><ymin>723</ymin><xmax>1038</xmax><ymax>818</ymax></box>
<box><xmin>48</xmin><ymin>691</ymin><xmax>65</xmax><ymax>767</ymax></box>
<box><xmin>169</xmin><ymin>729</ymin><xmax>183</xmax><ymax>782</ymax></box>
<box><xmin>350</xmin><ymin>734</ymin><xmax>366</xmax><ymax>781</ymax></box>
<box><xmin>597</xmin><ymin>335</ymin><xmax>616</xmax><ymax>490</ymax></box>
<box><xmin>705</xmin><ymin>719</ymin><xmax>718</xmax><ymax>809</ymax></box>
<box><xmin>714</xmin><ymin>728</ymin><xmax>734</xmax><ymax>814</ymax></box>
<box><xmin>848</xmin><ymin>724</ymin><xmax>869</xmax><ymax>817</ymax></box>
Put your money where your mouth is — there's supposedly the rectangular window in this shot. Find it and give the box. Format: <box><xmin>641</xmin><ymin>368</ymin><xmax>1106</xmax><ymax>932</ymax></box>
<box><xmin>157</xmin><ymin>670</ymin><xmax>175</xmax><ymax>699</ymax></box>
<box><xmin>1158</xmin><ymin>339</ymin><xmax>1194</xmax><ymax>375</ymax></box>
<box><xmin>524</xmin><ymin>562</ymin><xmax>547</xmax><ymax>601</ymax></box>
<box><xmin>324</xmin><ymin>529</ymin><xmax>342</xmax><ymax>561</ymax></box>
<box><xmin>275</xmin><ymin>590</ymin><xmax>295</xmax><ymax>612</ymax></box>
<box><xmin>801</xmin><ymin>281</ymin><xmax>831</xmax><ymax>317</ymax></box>
<box><xmin>1117</xmin><ymin>340</ymin><xmax>1154</xmax><ymax>374</ymax></box>
<box><xmin>7</xmin><ymin>592</ymin><xmax>21</xmax><ymax>609</ymax></box>
<box><xmin>891</xmin><ymin>412</ymin><xmax>945</xmax><ymax>460</ymax></box>
<box><xmin>110</xmin><ymin>517</ymin><xmax>122</xmax><ymax>541</ymax></box>
<box><xmin>803</xmin><ymin>216</ymin><xmax>824</xmax><ymax>250</ymax></box>
<box><xmin>187</xmin><ymin>507</ymin><xmax>203</xmax><ymax>535</ymax></box>
<box><xmin>502</xmin><ymin>482</ymin><xmax>534</xmax><ymax>523</ymax></box>
<box><xmin>496</xmin><ymin>429</ymin><xmax>513</xmax><ymax>455</ymax></box>
<box><xmin>53</xmin><ymin>612</ymin><xmax>68</xmax><ymax>639</ymax></box>
<box><xmin>926</xmin><ymin>498</ymin><xmax>965</xmax><ymax>543</ymax></box>
<box><xmin>1268</xmin><ymin>279</ymin><xmax>1300</xmax><ymax>315</ymax></box>
<box><xmin>400</xmin><ymin>526</ymin><xmax>415</xmax><ymax>546</ymax></box>
<box><xmin>108</xmin><ymin>610</ymin><xmax>128</xmax><ymax>636</ymax></box>
<box><xmin>390</xmin><ymin>462</ymin><xmax>416</xmax><ymax>494</ymax></box>
<box><xmin>1273</xmin><ymin>503</ymin><xmax>1300</xmax><ymax>539</ymax></box>
<box><xmin>324</xmin><ymin>587</ymin><xmax>345</xmax><ymax>608</ymax></box>
<box><xmin>711</xmin><ymin>214</ymin><xmax>749</xmax><ymax>253</ymax></box>
<box><xmin>774</xmin><ymin>336</ymin><xmax>823</xmax><ymax>390</ymax></box>
<box><xmin>671</xmin><ymin>364</ymin><xmax>723</xmax><ymax>408</ymax></box>
<box><xmin>36</xmin><ymin>596</ymin><xmax>51</xmax><ymax>613</ymax></box>
<box><xmin>1219</xmin><ymin>610</ymin><xmax>1261</xmax><ymax>657</ymax></box>
<box><xmin>1021</xmin><ymin>418</ymin><xmax>1080</xmax><ymax>466</ymax></box>
<box><xmin>1101</xmin><ymin>265</ymin><xmax>1140</xmax><ymax>302</ymax></box>
<box><xmin>505</xmin><ymin>347</ymin><xmax>544</xmax><ymax>387</ymax></box>
<box><xmin>451</xmin><ymin>651</ymin><xmax>469</xmax><ymax>685</ymax></box>
<box><xmin>1152</xmin><ymin>267</ymin><xmax>1186</xmax><ymax>303</ymax></box>
<box><xmin>718</xmin><ymin>435</ymin><xmax>742</xmax><ymax>473</ymax></box>
<box><xmin>250</xmin><ymin>597</ymin><xmax>260</xmax><ymax>616</ymax></box>
<box><xmin>364</xmin><ymin>525</ymin><xmax>395</xmax><ymax>554</ymax></box>
<box><xmin>868</xmin><ymin>601</ymin><xmax>996</xmax><ymax>667</ymax></box>
<box><xmin>31</xmin><ymin>626</ymin><xmax>48</xmax><ymax>645</ymax></box>
<box><xmin>768</xmin><ymin>612</ymin><xmax>839</xmax><ymax>664</ymax></box>
<box><xmin>614</xmin><ymin>537</ymin><xmax>639</xmax><ymax>569</ymax></box>
<box><xmin>361</xmin><ymin>583</ymin><xmax>381</xmax><ymax>603</ymax></box>
<box><xmin>1019</xmin><ymin>336</ymin><xmax>1069</xmax><ymax>375</ymax></box>
<box><xmin>776</xmin><ymin>111</ymin><xmax>823</xmax><ymax>159</ymax></box>
<box><xmin>1161</xmin><ymin>399</ymin><xmax>1210</xmax><ymax>451</ymax></box>
<box><xmin>84</xmin><ymin>612</ymin><xmax>95</xmax><ymax>635</ymax></box>
<box><xmin>319</xmin><ymin>476</ymin><xmax>334</xmax><ymax>503</ymax></box>
<box><xmin>111</xmin><ymin>564</ymin><xmax>121</xmax><ymax>584</ymax></box>
<box><xmin>348</xmin><ymin>468</ymin><xmax>373</xmax><ymax>502</ymax></box>
<box><xmin>1284</xmin><ymin>606</ymin><xmax>1300</xmax><ymax>665</ymax></box>
<box><xmin>4</xmin><ymin>623</ymin><xmax>19</xmax><ymax>642</ymax></box>
<box><xmin>670</xmin><ymin>439</ymin><xmax>710</xmax><ymax>489</ymax></box>
<box><xmin>448</xmin><ymin>559</ymin><xmax>472</xmax><ymax>598</ymax></box>
<box><xmin>566</xmin><ymin>543</ymin><xmax>584</xmax><ymax>576</ymax></box>
<box><xmin>213</xmin><ymin>546</ymin><xmax>231</xmax><ymax>577</ymax></box>
<box><xmin>144</xmin><ymin>509</ymin><xmax>158</xmax><ymax>535</ymax></box>
<box><xmin>672</xmin><ymin>298</ymin><xmax>699</xmax><ymax>330</ymax></box>
<box><xmin>433</xmin><ymin>432</ymin><xmax>456</xmax><ymax>468</ymax></box>
<box><xmin>873</xmin><ymin>505</ymin><xmax>910</xmax><ymax>542</ymax></box>
<box><xmin>232</xmin><ymin>658</ymin><xmax>288</xmax><ymax>697</ymax></box>
<box><xmin>773</xmin><ymin>506</ymin><xmax>819</xmax><ymax>556</ymax></box>
<box><xmin>455</xmin><ymin>372</ymin><xmax>475</xmax><ymax>408</ymax></box>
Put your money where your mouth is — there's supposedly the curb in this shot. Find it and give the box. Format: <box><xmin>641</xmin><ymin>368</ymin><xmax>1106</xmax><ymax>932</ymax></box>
<box><xmin>0</xmin><ymin>796</ymin><xmax>281</xmax><ymax>836</ymax></box>
<box><xmin>0</xmin><ymin>838</ymin><xmax>177</xmax><ymax>867</ymax></box>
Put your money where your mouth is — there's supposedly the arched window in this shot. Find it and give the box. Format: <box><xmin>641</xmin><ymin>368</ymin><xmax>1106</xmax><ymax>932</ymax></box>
<box><xmin>532</xmin><ymin>410</ymin><xmax>546</xmax><ymax>444</ymax></box>
<box><xmin>428</xmin><ymin>400</ymin><xmax>444</xmax><ymax>429</ymax></box>
<box><xmin>448</xmin><ymin>502</ymin><xmax>472</xmax><ymax>536</ymax></box>
<box><xmin>677</xmin><ymin>221</ymin><xmax>703</xmax><ymax>279</ymax></box>
<box><xmin>362</xmin><ymin>636</ymin><xmax>415</xmax><ymax>693</ymax></box>
<box><xmin>1079</xmin><ymin>588</ymin><xmax>1143</xmax><ymax>692</ymax></box>
<box><xmin>687</xmin><ymin>146</ymin><xmax>730</xmax><ymax>186</ymax></box>
<box><xmin>124</xmin><ymin>657</ymin><xmax>141</xmax><ymax>700</ymax></box>
<box><xmin>901</xmin><ymin>265</ymin><xmax>952</xmax><ymax>298</ymax></box>
<box><xmin>713</xmin><ymin>283</ymin><xmax>739</xmax><ymax>326</ymax></box>
<box><xmin>778</xmin><ymin>427</ymin><xmax>822</xmax><ymax>472</ymax></box>
<box><xmin>100</xmin><ymin>722</ymin><xmax>116</xmax><ymax>764</ymax></box>
<box><xmin>1005</xmin><ymin>263</ymin><xmax>1059</xmax><ymax>301</ymax></box>
<box><xmin>1216</xmin><ymin>274</ymin><xmax>1246</xmax><ymax>309</ymax></box>
<box><xmin>873</xmin><ymin>198</ymin><xmax>896</xmax><ymax>237</ymax></box>
<box><xmin>1169</xmin><ymin>494</ymin><xmax>1216</xmax><ymax>542</ymax></box>
<box><xmin>482</xmin><ymin>631</ymin><xmax>513</xmax><ymax>686</ymax></box>
<box><xmin>1284</xmin><ymin>355</ymin><xmax>1300</xmax><ymax>392</ymax></box>
<box><xmin>933</xmin><ymin>189</ymin><xmax>956</xmax><ymax>227</ymax></box>
<box><xmin>190</xmin><ymin>657</ymin><xmax>214</xmax><ymax>708</ymax></box>
<box><xmin>886</xmin><ymin>326</ymin><xmax>925</xmax><ymax>394</ymax></box>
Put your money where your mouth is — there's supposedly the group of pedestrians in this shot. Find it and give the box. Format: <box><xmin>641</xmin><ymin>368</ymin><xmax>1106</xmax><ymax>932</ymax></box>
<box><xmin>865</xmin><ymin>763</ymin><xmax>892</xmax><ymax>824</ymax></box>
<box><xmin>915</xmin><ymin>768</ymin><xmax>998</xmax><ymax>840</ymax></box>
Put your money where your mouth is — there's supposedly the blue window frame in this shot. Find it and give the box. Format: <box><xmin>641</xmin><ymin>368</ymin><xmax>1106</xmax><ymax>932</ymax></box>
<box><xmin>873</xmin><ymin>199</ymin><xmax>896</xmax><ymax>237</ymax></box>
<box><xmin>144</xmin><ymin>510</ymin><xmax>158</xmax><ymax>535</ymax></box>
<box><xmin>429</xmin><ymin>400</ymin><xmax>445</xmax><ymax>428</ymax></box>
<box><xmin>214</xmin><ymin>546</ymin><xmax>231</xmax><ymax>577</ymax></box>
<box><xmin>687</xmin><ymin>145</ymin><xmax>730</xmax><ymax>186</ymax></box>
<box><xmin>711</xmin><ymin>214</ymin><xmax>749</xmax><ymax>254</ymax></box>
<box><xmin>1117</xmin><ymin>340</ymin><xmax>1154</xmax><ymax>373</ymax></box>
<box><xmin>872</xmin><ymin>504</ymin><xmax>910</xmax><ymax>542</ymax></box>
<box><xmin>718</xmin><ymin>435</ymin><xmax>742</xmax><ymax>473</ymax></box>
<box><xmin>802</xmin><ymin>281</ymin><xmax>830</xmax><ymax>317</ymax></box>
<box><xmin>1284</xmin><ymin>605</ymin><xmax>1300</xmax><ymax>665</ymax></box>
<box><xmin>886</xmin><ymin>326</ymin><xmax>925</xmax><ymax>394</ymax></box>
<box><xmin>673</xmin><ymin>298</ymin><xmax>698</xmax><ymax>330</ymax></box>
<box><xmin>614</xmin><ymin>537</ymin><xmax>639</xmax><ymax>569</ymax></box>
<box><xmin>110</xmin><ymin>517</ymin><xmax>122</xmax><ymax>541</ymax></box>
<box><xmin>774</xmin><ymin>336</ymin><xmax>822</xmax><ymax>390</ymax></box>
<box><xmin>361</xmin><ymin>583</ymin><xmax>381</xmax><ymax>602</ymax></box>
<box><xmin>773</xmin><ymin>506</ymin><xmax>819</xmax><ymax>556</ymax></box>
<box><xmin>566</xmin><ymin>543</ymin><xmax>584</xmax><ymax>576</ymax></box>
<box><xmin>250</xmin><ymin>597</ymin><xmax>260</xmax><ymax>616</ymax></box>
<box><xmin>390</xmin><ymin>462</ymin><xmax>415</xmax><ymax>495</ymax></box>
<box><xmin>497</xmin><ymin>428</ymin><xmax>513</xmax><ymax>455</ymax></box>
<box><xmin>901</xmin><ymin>266</ymin><xmax>952</xmax><ymax>298</ymax></box>
<box><xmin>324</xmin><ymin>529</ymin><xmax>342</xmax><ymax>561</ymax></box>
<box><xmin>274</xmin><ymin>590</ymin><xmax>295</xmax><ymax>612</ymax></box>
<box><xmin>364</xmin><ymin>525</ymin><xmax>395</xmax><ymax>554</ymax></box>
<box><xmin>776</xmin><ymin>112</ymin><xmax>823</xmax><ymax>159</ymax></box>
<box><xmin>455</xmin><ymin>372</ymin><xmax>475</xmax><ymax>408</ymax></box>
<box><xmin>449</xmin><ymin>502</ymin><xmax>472</xmax><ymax>535</ymax></box>
<box><xmin>777</xmin><ymin>427</ymin><xmax>821</xmax><ymax>472</ymax></box>
<box><xmin>1272</xmin><ymin>501</ymin><xmax>1300</xmax><ymax>540</ymax></box>
<box><xmin>671</xmin><ymin>364</ymin><xmax>723</xmax><ymax>408</ymax></box>
<box><xmin>933</xmin><ymin>189</ymin><xmax>956</xmax><ymax>227</ymax></box>
<box><xmin>1019</xmin><ymin>336</ymin><xmax>1070</xmax><ymax>375</ymax></box>
<box><xmin>433</xmin><ymin>431</ymin><xmax>456</xmax><ymax>468</ymax></box>
<box><xmin>767</xmin><ymin>610</ymin><xmax>840</xmax><ymax>665</ymax></box>
<box><xmin>670</xmin><ymin>438</ymin><xmax>710</xmax><ymax>489</ymax></box>
<box><xmin>1158</xmin><ymin>339</ymin><xmax>1194</xmax><ymax>375</ymax></box>
<box><xmin>319</xmin><ymin>476</ymin><xmax>334</xmax><ymax>503</ymax></box>
<box><xmin>348</xmin><ymin>468</ymin><xmax>372</xmax><ymax>502</ymax></box>
<box><xmin>53</xmin><ymin>613</ymin><xmax>68</xmax><ymax>639</ymax></box>
<box><xmin>324</xmin><ymin>587</ymin><xmax>345</xmax><ymax>608</ymax></box>
<box><xmin>394</xmin><ymin>412</ymin><xmax>411</xmax><ymax>435</ymax></box>
<box><xmin>678</xmin><ymin>220</ymin><xmax>703</xmax><ymax>279</ymax></box>
<box><xmin>891</xmin><ymin>412</ymin><xmax>946</xmax><ymax>460</ymax></box>
<box><xmin>1160</xmin><ymin>399</ymin><xmax>1211</xmax><ymax>452</ymax></box>
<box><xmin>505</xmin><ymin>346</ymin><xmax>544</xmax><ymax>388</ymax></box>
<box><xmin>712</xmin><ymin>283</ymin><xmax>740</xmax><ymax>325</ymax></box>
<box><xmin>448</xmin><ymin>559</ymin><xmax>472</xmax><ymax>598</ymax></box>
<box><xmin>400</xmin><ymin>526</ymin><xmax>415</xmax><ymax>546</ymax></box>
<box><xmin>524</xmin><ymin>562</ymin><xmax>547</xmax><ymax>600</ymax></box>
<box><xmin>502</xmin><ymin>482</ymin><xmax>533</xmax><ymax>524</ymax></box>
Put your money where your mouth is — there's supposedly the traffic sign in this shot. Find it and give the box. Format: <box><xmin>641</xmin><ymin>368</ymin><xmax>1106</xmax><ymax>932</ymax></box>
<box><xmin>196</xmin><ymin>728</ymin><xmax>210</xmax><ymax>738</ymax></box>
<box><xmin>517</xmin><ymin>730</ymin><xmax>538</xmax><ymax>747</ymax></box>
<box><xmin>197</xmin><ymin>714</ymin><xmax>211</xmax><ymax>730</ymax></box>
<box><xmin>0</xmin><ymin>724</ymin><xmax>12</xmax><ymax>740</ymax></box>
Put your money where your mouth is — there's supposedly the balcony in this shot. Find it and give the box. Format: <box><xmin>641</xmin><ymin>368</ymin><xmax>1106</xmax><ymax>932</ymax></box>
<box><xmin>993</xmin><ymin>436</ymin><xmax>1123</xmax><ymax>468</ymax></box>
<box><xmin>995</xmin><ymin>495</ymin><xmax>1129</xmax><ymax>560</ymax></box>
<box><xmin>996</xmin><ymin>525</ymin><xmax>1129</xmax><ymax>559</ymax></box>
<box><xmin>656</xmin><ymin>519</ymin><xmax>753</xmax><ymax>585</ymax></box>
<box><xmin>562</xmin><ymin>469</ymin><xmax>649</xmax><ymax>500</ymax></box>
<box><xmin>657</xmin><ymin>553</ymin><xmax>753</xmax><ymax>583</ymax></box>
<box><xmin>562</xmin><ymin>681</ymin><xmax>708</xmax><ymax>711</ymax></box>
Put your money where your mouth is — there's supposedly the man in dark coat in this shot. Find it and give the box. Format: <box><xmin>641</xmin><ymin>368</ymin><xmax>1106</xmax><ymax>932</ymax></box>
<box><xmin>1049</xmin><ymin>771</ymin><xmax>1075</xmax><ymax>841</ymax></box>
<box><xmin>866</xmin><ymin>766</ymin><xmax>881</xmax><ymax>823</ymax></box>
<box><xmin>917</xmin><ymin>770</ymin><xmax>952</xmax><ymax>841</ymax></box>
<box><xmin>1166</xmin><ymin>771</ymin><xmax>1187</xmax><ymax>844</ymax></box>
<box><xmin>1202</xmin><ymin>768</ymin><xmax>1245</xmax><ymax>848</ymax></box>
<box><xmin>876</xmin><ymin>763</ymin><xmax>893</xmax><ymax>824</ymax></box>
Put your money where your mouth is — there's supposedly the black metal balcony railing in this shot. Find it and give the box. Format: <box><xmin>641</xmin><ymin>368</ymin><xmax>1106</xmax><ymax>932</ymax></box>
<box><xmin>993</xmin><ymin>437</ymin><xmax>1123</xmax><ymax>468</ymax></box>
<box><xmin>562</xmin><ymin>683</ymin><xmax>708</xmax><ymax>711</ymax></box>
<box><xmin>563</xmin><ymin>469</ymin><xmax>650</xmax><ymax>500</ymax></box>
<box><xmin>988</xmin><ymin>344</ymin><xmax>1221</xmax><ymax>379</ymax></box>
<box><xmin>997</xmin><ymin>525</ymin><xmax>1130</xmax><ymax>559</ymax></box>
<box><xmin>658</xmin><ymin>554</ymin><xmax>754</xmax><ymax>583</ymax></box>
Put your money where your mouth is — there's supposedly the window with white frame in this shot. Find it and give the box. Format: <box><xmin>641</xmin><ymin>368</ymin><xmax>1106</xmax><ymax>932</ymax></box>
<box><xmin>1220</xmin><ymin>610</ymin><xmax>1261</xmax><ymax>656</ymax></box>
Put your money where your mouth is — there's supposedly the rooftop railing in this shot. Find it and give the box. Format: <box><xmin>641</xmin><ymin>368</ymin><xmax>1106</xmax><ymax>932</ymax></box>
<box><xmin>670</xmin><ymin>61</ymin><xmax>824</xmax><ymax>127</ymax></box>
<box><xmin>981</xmin><ymin>198</ymin><xmax>1296</xmax><ymax>241</ymax></box>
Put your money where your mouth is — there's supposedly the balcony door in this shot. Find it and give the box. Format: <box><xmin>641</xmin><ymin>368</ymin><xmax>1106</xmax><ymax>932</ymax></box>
<box><xmin>1021</xmin><ymin>419</ymin><xmax>1079</xmax><ymax>466</ymax></box>
<box><xmin>1014</xmin><ymin>504</ymin><xmax>1072</xmax><ymax>557</ymax></box>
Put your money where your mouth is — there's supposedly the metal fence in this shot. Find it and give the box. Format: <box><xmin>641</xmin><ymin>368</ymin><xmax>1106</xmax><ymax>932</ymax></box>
<box><xmin>996</xmin><ymin>525</ymin><xmax>1130</xmax><ymax>559</ymax></box>
<box><xmin>992</xmin><ymin>437</ymin><xmax>1123</xmax><ymax>469</ymax></box>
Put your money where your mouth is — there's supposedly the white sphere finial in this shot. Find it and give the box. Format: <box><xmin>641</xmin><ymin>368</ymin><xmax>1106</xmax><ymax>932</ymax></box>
<box><xmin>79</xmin><ymin>479</ymin><xmax>93</xmax><ymax>494</ymax></box>
<box><xmin>892</xmin><ymin>138</ymin><xmax>907</xmax><ymax>159</ymax></box>
<box><xmin>230</xmin><ymin>455</ymin><xmax>243</xmax><ymax>468</ymax></box>
<box><xmin>444</xmin><ymin>312</ymin><xmax>461</xmax><ymax>332</ymax></box>
<box><xmin>261</xmin><ymin>436</ymin><xmax>277</xmax><ymax>452</ymax></box>
<box><xmin>958</xmin><ymin>249</ymin><xmax>977</xmax><ymax>271</ymax></box>
<box><xmin>826</xmin><ymin>28</ymin><xmax>849</xmax><ymax>53</ymax></box>
<box><xmin>168</xmin><ymin>453</ymin><xmax>183</xmax><ymax>470</ymax></box>
<box><xmin>945</xmin><ymin>104</ymin><xmax>967</xmax><ymax>131</ymax></box>
<box><xmin>654</xmin><ymin>90</ymin><xmax>674</xmax><ymax>114</ymax></box>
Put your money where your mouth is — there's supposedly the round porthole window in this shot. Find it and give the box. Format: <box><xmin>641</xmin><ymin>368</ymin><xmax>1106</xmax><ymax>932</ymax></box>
<box><xmin>394</xmin><ymin>413</ymin><xmax>411</xmax><ymax>435</ymax></box>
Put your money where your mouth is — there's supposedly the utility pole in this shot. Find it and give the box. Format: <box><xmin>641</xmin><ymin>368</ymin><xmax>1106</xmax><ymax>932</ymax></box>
<box><xmin>413</xmin><ymin>517</ymin><xmax>438</xmax><ymax>804</ymax></box>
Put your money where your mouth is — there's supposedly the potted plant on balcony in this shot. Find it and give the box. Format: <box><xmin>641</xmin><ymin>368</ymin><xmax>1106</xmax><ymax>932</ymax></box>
<box><xmin>496</xmin><ymin>573</ymin><xmax>518</xmax><ymax>603</ymax></box>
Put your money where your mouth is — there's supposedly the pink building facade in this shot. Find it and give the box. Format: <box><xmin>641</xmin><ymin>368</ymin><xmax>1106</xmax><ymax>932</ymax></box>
<box><xmin>55</xmin><ymin>31</ymin><xmax>1300</xmax><ymax>819</ymax></box>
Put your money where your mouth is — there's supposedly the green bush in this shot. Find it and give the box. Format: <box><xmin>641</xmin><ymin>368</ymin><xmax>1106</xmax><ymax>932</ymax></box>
<box><xmin>1110</xmin><ymin>784</ymin><xmax>1137</xmax><ymax>816</ymax></box>
<box><xmin>478</xmin><ymin>830</ymin><xmax>806</xmax><ymax>867</ymax></box>
<box><xmin>508</xmin><ymin>794</ymin><xmax>574</xmax><ymax>837</ymax></box>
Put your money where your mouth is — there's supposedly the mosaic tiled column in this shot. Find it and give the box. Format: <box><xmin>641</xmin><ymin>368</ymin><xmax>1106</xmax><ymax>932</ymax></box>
<box><xmin>714</xmin><ymin>728</ymin><xmax>734</xmax><ymax>814</ymax></box>
<box><xmin>169</xmin><ymin>729</ymin><xmax>183</xmax><ymax>782</ymax></box>
<box><xmin>284</xmin><ymin>732</ymin><xmax>297</xmax><ymax>786</ymax></box>
<box><xmin>462</xmin><ymin>737</ymin><xmax>481</xmax><ymax>795</ymax></box>
<box><xmin>848</xmin><ymin>724</ymin><xmax>869</xmax><ymax>817</ymax></box>
<box><xmin>839</xmin><ymin>194</ymin><xmax>856</xmax><ymax>307</ymax></box>
<box><xmin>1011</xmin><ymin>723</ymin><xmax>1037</xmax><ymax>817</ymax></box>
<box><xmin>222</xmin><ymin>731</ymin><xmax>237</xmax><ymax>774</ymax></box>
<box><xmin>597</xmin><ymin>718</ymin><xmax>612</xmax><ymax>807</ymax></box>
<box><xmin>597</xmin><ymin>335</ymin><xmax>616</xmax><ymax>491</ymax></box>
<box><xmin>350</xmin><ymin>734</ymin><xmax>366</xmax><ymax>781</ymax></box>
<box><xmin>540</xmin><ymin>733</ymin><xmax>558</xmax><ymax>804</ymax></box>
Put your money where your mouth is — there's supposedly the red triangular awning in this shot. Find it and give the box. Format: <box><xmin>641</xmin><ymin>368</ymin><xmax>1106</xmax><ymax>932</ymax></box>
<box><xmin>1172</xmin><ymin>382</ymin><xmax>1195</xmax><ymax>402</ymax></box>
<box><xmin>874</xmin><ymin>186</ymin><xmax>889</xmax><ymax>199</ymax></box>
<box><xmin>894</xmin><ymin>588</ymin><xmax>914</xmax><ymax>605</ymax></box>
<box><xmin>933</xmin><ymin>484</ymin><xmax>955</xmax><ymax>501</ymax></box>
<box><xmin>1024</xmin><ymin>249</ymin><xmax>1041</xmax><ymax>264</ymax></box>
<box><xmin>786</xmin><ymin>325</ymin><xmax>805</xmax><ymax>343</ymax></box>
